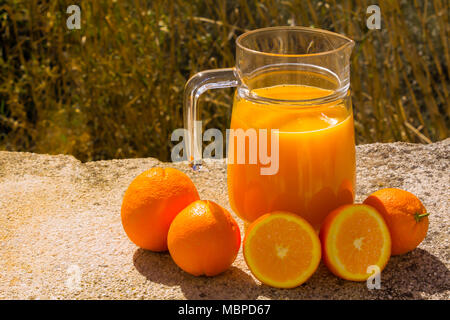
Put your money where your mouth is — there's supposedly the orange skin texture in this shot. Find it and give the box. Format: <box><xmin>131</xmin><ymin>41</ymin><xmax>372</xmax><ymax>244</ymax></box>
<box><xmin>319</xmin><ymin>204</ymin><xmax>391</xmax><ymax>281</ymax></box>
<box><xmin>363</xmin><ymin>188</ymin><xmax>429</xmax><ymax>255</ymax></box>
<box><xmin>121</xmin><ymin>167</ymin><xmax>199</xmax><ymax>252</ymax></box>
<box><xmin>167</xmin><ymin>200</ymin><xmax>241</xmax><ymax>277</ymax></box>
<box><xmin>243</xmin><ymin>212</ymin><xmax>322</xmax><ymax>288</ymax></box>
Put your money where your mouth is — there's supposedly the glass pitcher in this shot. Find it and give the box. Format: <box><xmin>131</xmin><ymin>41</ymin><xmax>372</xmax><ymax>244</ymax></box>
<box><xmin>184</xmin><ymin>26</ymin><xmax>355</xmax><ymax>230</ymax></box>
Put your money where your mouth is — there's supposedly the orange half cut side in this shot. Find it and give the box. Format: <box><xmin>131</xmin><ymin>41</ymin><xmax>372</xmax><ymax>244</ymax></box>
<box><xmin>319</xmin><ymin>204</ymin><xmax>391</xmax><ymax>281</ymax></box>
<box><xmin>243</xmin><ymin>212</ymin><xmax>321</xmax><ymax>288</ymax></box>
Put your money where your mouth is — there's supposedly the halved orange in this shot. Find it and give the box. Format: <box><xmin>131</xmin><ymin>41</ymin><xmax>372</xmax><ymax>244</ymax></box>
<box><xmin>243</xmin><ymin>212</ymin><xmax>321</xmax><ymax>288</ymax></box>
<box><xmin>319</xmin><ymin>204</ymin><xmax>391</xmax><ymax>281</ymax></box>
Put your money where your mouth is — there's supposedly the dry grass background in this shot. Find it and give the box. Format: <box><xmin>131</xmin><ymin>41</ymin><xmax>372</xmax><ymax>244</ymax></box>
<box><xmin>0</xmin><ymin>0</ymin><xmax>448</xmax><ymax>162</ymax></box>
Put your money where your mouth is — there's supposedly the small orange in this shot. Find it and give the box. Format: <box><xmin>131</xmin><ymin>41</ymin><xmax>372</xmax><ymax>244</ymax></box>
<box><xmin>121</xmin><ymin>167</ymin><xmax>199</xmax><ymax>251</ymax></box>
<box><xmin>167</xmin><ymin>200</ymin><xmax>241</xmax><ymax>276</ymax></box>
<box><xmin>363</xmin><ymin>188</ymin><xmax>429</xmax><ymax>255</ymax></box>
<box><xmin>243</xmin><ymin>212</ymin><xmax>321</xmax><ymax>288</ymax></box>
<box><xmin>319</xmin><ymin>204</ymin><xmax>391</xmax><ymax>281</ymax></box>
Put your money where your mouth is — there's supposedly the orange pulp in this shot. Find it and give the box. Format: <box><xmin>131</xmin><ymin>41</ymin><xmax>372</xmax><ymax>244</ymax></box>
<box><xmin>227</xmin><ymin>84</ymin><xmax>356</xmax><ymax>229</ymax></box>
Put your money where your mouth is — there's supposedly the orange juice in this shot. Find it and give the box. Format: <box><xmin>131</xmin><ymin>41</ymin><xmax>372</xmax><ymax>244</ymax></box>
<box><xmin>227</xmin><ymin>84</ymin><xmax>356</xmax><ymax>229</ymax></box>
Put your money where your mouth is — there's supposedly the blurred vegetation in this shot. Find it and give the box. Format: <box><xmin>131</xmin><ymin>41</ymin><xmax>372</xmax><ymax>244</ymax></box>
<box><xmin>0</xmin><ymin>0</ymin><xmax>448</xmax><ymax>162</ymax></box>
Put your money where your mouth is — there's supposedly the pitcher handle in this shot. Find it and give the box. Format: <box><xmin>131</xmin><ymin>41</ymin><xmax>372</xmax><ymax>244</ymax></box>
<box><xmin>184</xmin><ymin>68</ymin><xmax>240</xmax><ymax>168</ymax></box>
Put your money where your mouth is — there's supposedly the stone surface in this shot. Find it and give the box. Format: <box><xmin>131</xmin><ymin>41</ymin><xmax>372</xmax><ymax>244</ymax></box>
<box><xmin>0</xmin><ymin>139</ymin><xmax>449</xmax><ymax>300</ymax></box>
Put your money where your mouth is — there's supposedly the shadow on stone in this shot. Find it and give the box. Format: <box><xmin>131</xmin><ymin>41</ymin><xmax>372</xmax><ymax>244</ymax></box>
<box><xmin>179</xmin><ymin>266</ymin><xmax>259</xmax><ymax>300</ymax></box>
<box><xmin>382</xmin><ymin>248</ymin><xmax>450</xmax><ymax>298</ymax></box>
<box><xmin>132</xmin><ymin>246</ymin><xmax>449</xmax><ymax>299</ymax></box>
<box><xmin>133</xmin><ymin>248</ymin><xmax>182</xmax><ymax>287</ymax></box>
<box><xmin>133</xmin><ymin>248</ymin><xmax>259</xmax><ymax>299</ymax></box>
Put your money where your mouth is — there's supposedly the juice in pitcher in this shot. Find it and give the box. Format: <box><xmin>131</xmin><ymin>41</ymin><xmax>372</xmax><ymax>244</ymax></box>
<box><xmin>183</xmin><ymin>27</ymin><xmax>355</xmax><ymax>230</ymax></box>
<box><xmin>227</xmin><ymin>84</ymin><xmax>355</xmax><ymax>229</ymax></box>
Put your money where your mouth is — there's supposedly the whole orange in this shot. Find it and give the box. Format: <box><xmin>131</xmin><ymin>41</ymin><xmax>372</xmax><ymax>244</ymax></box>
<box><xmin>167</xmin><ymin>200</ymin><xmax>241</xmax><ymax>276</ymax></box>
<box><xmin>121</xmin><ymin>167</ymin><xmax>199</xmax><ymax>251</ymax></box>
<box><xmin>363</xmin><ymin>188</ymin><xmax>429</xmax><ymax>255</ymax></box>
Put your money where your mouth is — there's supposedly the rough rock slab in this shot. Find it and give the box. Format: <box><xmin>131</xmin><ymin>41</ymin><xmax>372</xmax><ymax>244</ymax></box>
<box><xmin>0</xmin><ymin>140</ymin><xmax>449</xmax><ymax>300</ymax></box>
